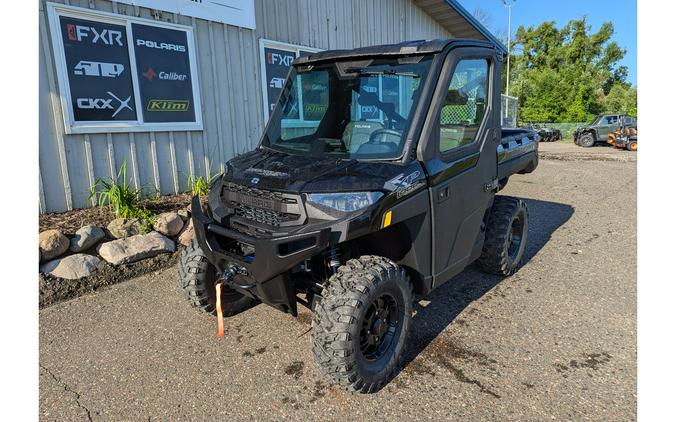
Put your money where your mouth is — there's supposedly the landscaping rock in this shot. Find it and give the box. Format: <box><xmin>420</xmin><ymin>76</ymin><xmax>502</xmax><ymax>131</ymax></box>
<box><xmin>153</xmin><ymin>212</ymin><xmax>184</xmax><ymax>237</ymax></box>
<box><xmin>39</xmin><ymin>229</ymin><xmax>69</xmax><ymax>261</ymax></box>
<box><xmin>177</xmin><ymin>218</ymin><xmax>194</xmax><ymax>246</ymax></box>
<box><xmin>97</xmin><ymin>232</ymin><xmax>175</xmax><ymax>265</ymax></box>
<box><xmin>107</xmin><ymin>218</ymin><xmax>143</xmax><ymax>239</ymax></box>
<box><xmin>40</xmin><ymin>254</ymin><xmax>102</xmax><ymax>280</ymax></box>
<box><xmin>69</xmin><ymin>225</ymin><xmax>105</xmax><ymax>252</ymax></box>
<box><xmin>177</xmin><ymin>207</ymin><xmax>190</xmax><ymax>222</ymax></box>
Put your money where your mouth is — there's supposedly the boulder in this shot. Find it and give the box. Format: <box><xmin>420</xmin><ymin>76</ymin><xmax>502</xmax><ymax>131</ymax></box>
<box><xmin>97</xmin><ymin>232</ymin><xmax>175</xmax><ymax>265</ymax></box>
<box><xmin>39</xmin><ymin>229</ymin><xmax>69</xmax><ymax>261</ymax></box>
<box><xmin>177</xmin><ymin>207</ymin><xmax>190</xmax><ymax>222</ymax></box>
<box><xmin>40</xmin><ymin>254</ymin><xmax>102</xmax><ymax>280</ymax></box>
<box><xmin>107</xmin><ymin>218</ymin><xmax>143</xmax><ymax>239</ymax></box>
<box><xmin>177</xmin><ymin>218</ymin><xmax>194</xmax><ymax>246</ymax></box>
<box><xmin>69</xmin><ymin>225</ymin><xmax>105</xmax><ymax>252</ymax></box>
<box><xmin>153</xmin><ymin>212</ymin><xmax>184</xmax><ymax>237</ymax></box>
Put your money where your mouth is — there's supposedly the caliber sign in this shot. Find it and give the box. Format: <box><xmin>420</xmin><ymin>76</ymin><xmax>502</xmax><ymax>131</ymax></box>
<box><xmin>132</xmin><ymin>23</ymin><xmax>195</xmax><ymax>123</ymax></box>
<box><xmin>59</xmin><ymin>16</ymin><xmax>136</xmax><ymax>121</ymax></box>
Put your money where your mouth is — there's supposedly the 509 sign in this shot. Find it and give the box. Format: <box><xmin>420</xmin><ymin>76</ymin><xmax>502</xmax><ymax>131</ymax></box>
<box><xmin>49</xmin><ymin>4</ymin><xmax>202</xmax><ymax>133</ymax></box>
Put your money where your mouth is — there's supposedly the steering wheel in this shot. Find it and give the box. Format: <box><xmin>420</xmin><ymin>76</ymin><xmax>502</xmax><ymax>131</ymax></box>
<box><xmin>368</xmin><ymin>128</ymin><xmax>402</xmax><ymax>144</ymax></box>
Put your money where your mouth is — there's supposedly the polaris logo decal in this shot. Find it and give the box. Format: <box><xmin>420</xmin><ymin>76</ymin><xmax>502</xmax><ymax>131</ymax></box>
<box><xmin>136</xmin><ymin>38</ymin><xmax>186</xmax><ymax>53</ymax></box>
<box><xmin>250</xmin><ymin>177</ymin><xmax>260</xmax><ymax>184</ymax></box>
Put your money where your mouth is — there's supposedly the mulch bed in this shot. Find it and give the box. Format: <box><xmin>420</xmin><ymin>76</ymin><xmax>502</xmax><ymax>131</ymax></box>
<box><xmin>38</xmin><ymin>193</ymin><xmax>193</xmax><ymax>308</ymax></box>
<box><xmin>39</xmin><ymin>193</ymin><xmax>192</xmax><ymax>235</ymax></box>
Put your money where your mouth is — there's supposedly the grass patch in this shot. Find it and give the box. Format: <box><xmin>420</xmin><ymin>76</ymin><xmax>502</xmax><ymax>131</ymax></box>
<box><xmin>89</xmin><ymin>160</ymin><xmax>155</xmax><ymax>231</ymax></box>
<box><xmin>188</xmin><ymin>171</ymin><xmax>221</xmax><ymax>197</ymax></box>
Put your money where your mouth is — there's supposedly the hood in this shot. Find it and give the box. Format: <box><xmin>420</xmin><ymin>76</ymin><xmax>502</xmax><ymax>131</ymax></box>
<box><xmin>222</xmin><ymin>147</ymin><xmax>414</xmax><ymax>193</ymax></box>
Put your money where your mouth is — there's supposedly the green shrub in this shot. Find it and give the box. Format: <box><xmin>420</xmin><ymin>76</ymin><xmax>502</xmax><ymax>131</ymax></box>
<box><xmin>188</xmin><ymin>171</ymin><xmax>221</xmax><ymax>197</ymax></box>
<box><xmin>89</xmin><ymin>161</ymin><xmax>155</xmax><ymax>227</ymax></box>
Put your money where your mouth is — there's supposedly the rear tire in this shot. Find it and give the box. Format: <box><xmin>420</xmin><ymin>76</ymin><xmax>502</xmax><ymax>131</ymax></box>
<box><xmin>628</xmin><ymin>141</ymin><xmax>637</xmax><ymax>151</ymax></box>
<box><xmin>579</xmin><ymin>133</ymin><xmax>595</xmax><ymax>147</ymax></box>
<box><xmin>177</xmin><ymin>239</ymin><xmax>255</xmax><ymax>316</ymax></box>
<box><xmin>477</xmin><ymin>196</ymin><xmax>529</xmax><ymax>276</ymax></box>
<box><xmin>312</xmin><ymin>256</ymin><xmax>413</xmax><ymax>393</ymax></box>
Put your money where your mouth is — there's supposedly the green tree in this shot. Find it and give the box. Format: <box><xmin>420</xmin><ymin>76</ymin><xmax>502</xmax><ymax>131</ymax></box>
<box><xmin>509</xmin><ymin>17</ymin><xmax>635</xmax><ymax>123</ymax></box>
<box><xmin>602</xmin><ymin>83</ymin><xmax>638</xmax><ymax>116</ymax></box>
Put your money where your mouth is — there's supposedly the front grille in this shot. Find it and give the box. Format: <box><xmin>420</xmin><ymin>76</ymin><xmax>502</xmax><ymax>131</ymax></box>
<box><xmin>221</xmin><ymin>182</ymin><xmax>303</xmax><ymax>228</ymax></box>
<box><xmin>233</xmin><ymin>203</ymin><xmax>299</xmax><ymax>226</ymax></box>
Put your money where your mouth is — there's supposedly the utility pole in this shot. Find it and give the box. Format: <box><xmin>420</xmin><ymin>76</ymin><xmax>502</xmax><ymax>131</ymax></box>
<box><xmin>502</xmin><ymin>0</ymin><xmax>516</xmax><ymax>97</ymax></box>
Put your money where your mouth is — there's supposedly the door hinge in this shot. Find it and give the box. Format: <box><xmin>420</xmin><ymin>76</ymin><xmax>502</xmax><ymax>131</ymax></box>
<box><xmin>484</xmin><ymin>178</ymin><xmax>499</xmax><ymax>192</ymax></box>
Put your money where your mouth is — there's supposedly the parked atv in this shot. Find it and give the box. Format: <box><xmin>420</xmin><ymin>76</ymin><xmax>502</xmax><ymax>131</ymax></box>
<box><xmin>530</xmin><ymin>124</ymin><xmax>561</xmax><ymax>142</ymax></box>
<box><xmin>177</xmin><ymin>39</ymin><xmax>538</xmax><ymax>393</ymax></box>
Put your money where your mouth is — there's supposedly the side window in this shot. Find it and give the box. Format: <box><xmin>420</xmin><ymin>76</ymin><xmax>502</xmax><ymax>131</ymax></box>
<box><xmin>439</xmin><ymin>59</ymin><xmax>489</xmax><ymax>153</ymax></box>
<box><xmin>603</xmin><ymin>115</ymin><xmax>618</xmax><ymax>125</ymax></box>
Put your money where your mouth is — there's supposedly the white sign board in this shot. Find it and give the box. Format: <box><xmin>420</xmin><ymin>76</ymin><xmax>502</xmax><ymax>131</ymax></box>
<box><xmin>113</xmin><ymin>0</ymin><xmax>256</xmax><ymax>29</ymax></box>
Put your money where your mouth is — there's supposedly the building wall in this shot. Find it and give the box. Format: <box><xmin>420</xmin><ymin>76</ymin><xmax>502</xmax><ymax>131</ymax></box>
<box><xmin>39</xmin><ymin>0</ymin><xmax>450</xmax><ymax>213</ymax></box>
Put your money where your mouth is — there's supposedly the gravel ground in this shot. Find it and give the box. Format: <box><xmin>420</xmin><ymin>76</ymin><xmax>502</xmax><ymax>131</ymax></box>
<box><xmin>39</xmin><ymin>143</ymin><xmax>637</xmax><ymax>421</ymax></box>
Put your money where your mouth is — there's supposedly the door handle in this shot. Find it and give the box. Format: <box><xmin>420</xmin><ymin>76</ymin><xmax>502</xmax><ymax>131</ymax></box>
<box><xmin>484</xmin><ymin>178</ymin><xmax>499</xmax><ymax>192</ymax></box>
<box><xmin>437</xmin><ymin>185</ymin><xmax>450</xmax><ymax>202</ymax></box>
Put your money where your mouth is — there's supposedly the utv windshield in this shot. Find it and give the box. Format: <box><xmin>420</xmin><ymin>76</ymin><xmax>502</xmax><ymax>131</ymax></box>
<box><xmin>261</xmin><ymin>56</ymin><xmax>434</xmax><ymax>160</ymax></box>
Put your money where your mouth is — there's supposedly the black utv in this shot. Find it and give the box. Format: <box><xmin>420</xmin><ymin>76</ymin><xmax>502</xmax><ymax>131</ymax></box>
<box><xmin>178</xmin><ymin>39</ymin><xmax>539</xmax><ymax>393</ymax></box>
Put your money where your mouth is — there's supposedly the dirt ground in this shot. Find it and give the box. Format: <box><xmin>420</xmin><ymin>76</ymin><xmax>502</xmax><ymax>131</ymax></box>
<box><xmin>39</xmin><ymin>142</ymin><xmax>636</xmax><ymax>421</ymax></box>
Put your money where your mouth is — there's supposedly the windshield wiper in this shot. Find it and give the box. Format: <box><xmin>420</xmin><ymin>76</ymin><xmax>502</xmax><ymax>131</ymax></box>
<box><xmin>345</xmin><ymin>68</ymin><xmax>419</xmax><ymax>78</ymax></box>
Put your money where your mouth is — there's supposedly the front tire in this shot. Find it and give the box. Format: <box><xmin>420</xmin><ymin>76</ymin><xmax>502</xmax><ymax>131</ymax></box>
<box><xmin>177</xmin><ymin>239</ymin><xmax>255</xmax><ymax>316</ymax></box>
<box><xmin>628</xmin><ymin>141</ymin><xmax>637</xmax><ymax>151</ymax></box>
<box><xmin>579</xmin><ymin>133</ymin><xmax>595</xmax><ymax>147</ymax></box>
<box><xmin>312</xmin><ymin>256</ymin><xmax>413</xmax><ymax>393</ymax></box>
<box><xmin>477</xmin><ymin>196</ymin><xmax>529</xmax><ymax>276</ymax></box>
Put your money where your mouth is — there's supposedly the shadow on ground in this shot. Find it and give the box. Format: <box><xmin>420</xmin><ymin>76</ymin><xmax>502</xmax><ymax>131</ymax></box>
<box><xmin>394</xmin><ymin>197</ymin><xmax>574</xmax><ymax>384</ymax></box>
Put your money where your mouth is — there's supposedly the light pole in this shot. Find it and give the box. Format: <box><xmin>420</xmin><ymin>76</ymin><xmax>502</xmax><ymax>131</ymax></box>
<box><xmin>502</xmin><ymin>0</ymin><xmax>515</xmax><ymax>97</ymax></box>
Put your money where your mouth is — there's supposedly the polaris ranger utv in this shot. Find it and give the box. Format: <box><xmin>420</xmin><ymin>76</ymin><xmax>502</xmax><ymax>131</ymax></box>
<box><xmin>178</xmin><ymin>39</ymin><xmax>538</xmax><ymax>393</ymax></box>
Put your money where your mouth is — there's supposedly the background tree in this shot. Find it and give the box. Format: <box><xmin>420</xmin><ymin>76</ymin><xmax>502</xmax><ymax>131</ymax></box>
<box><xmin>509</xmin><ymin>17</ymin><xmax>636</xmax><ymax>123</ymax></box>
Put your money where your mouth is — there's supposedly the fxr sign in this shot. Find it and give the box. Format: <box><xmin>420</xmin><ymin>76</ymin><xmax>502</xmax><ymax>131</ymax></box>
<box><xmin>66</xmin><ymin>24</ymin><xmax>124</xmax><ymax>46</ymax></box>
<box><xmin>267</xmin><ymin>52</ymin><xmax>295</xmax><ymax>66</ymax></box>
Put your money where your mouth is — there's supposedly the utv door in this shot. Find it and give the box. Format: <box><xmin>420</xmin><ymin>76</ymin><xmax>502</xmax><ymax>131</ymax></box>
<box><xmin>418</xmin><ymin>47</ymin><xmax>500</xmax><ymax>288</ymax></box>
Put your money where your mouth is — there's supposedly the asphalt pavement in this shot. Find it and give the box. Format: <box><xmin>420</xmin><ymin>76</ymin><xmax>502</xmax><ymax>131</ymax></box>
<box><xmin>40</xmin><ymin>142</ymin><xmax>637</xmax><ymax>421</ymax></box>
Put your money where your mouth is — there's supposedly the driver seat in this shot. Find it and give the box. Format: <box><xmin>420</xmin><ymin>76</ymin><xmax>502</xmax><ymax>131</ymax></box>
<box><xmin>342</xmin><ymin>121</ymin><xmax>384</xmax><ymax>153</ymax></box>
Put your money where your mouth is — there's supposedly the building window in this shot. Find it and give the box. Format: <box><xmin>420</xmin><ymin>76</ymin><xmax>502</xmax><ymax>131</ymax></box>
<box><xmin>47</xmin><ymin>3</ymin><xmax>203</xmax><ymax>134</ymax></box>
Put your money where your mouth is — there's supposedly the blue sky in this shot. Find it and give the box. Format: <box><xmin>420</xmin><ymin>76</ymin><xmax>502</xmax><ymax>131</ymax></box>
<box><xmin>458</xmin><ymin>0</ymin><xmax>637</xmax><ymax>85</ymax></box>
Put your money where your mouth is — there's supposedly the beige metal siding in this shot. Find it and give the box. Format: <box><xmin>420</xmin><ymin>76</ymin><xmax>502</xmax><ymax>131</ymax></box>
<box><xmin>39</xmin><ymin>0</ymin><xmax>450</xmax><ymax>212</ymax></box>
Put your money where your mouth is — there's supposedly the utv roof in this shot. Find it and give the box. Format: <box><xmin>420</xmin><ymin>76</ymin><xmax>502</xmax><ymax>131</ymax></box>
<box><xmin>294</xmin><ymin>39</ymin><xmax>498</xmax><ymax>66</ymax></box>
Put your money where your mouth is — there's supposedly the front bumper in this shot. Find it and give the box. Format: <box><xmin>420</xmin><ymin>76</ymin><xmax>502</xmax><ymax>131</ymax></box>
<box><xmin>191</xmin><ymin>196</ymin><xmax>330</xmax><ymax>315</ymax></box>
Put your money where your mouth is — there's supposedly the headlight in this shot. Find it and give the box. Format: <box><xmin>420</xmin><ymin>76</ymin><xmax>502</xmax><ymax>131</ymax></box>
<box><xmin>306</xmin><ymin>192</ymin><xmax>383</xmax><ymax>212</ymax></box>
